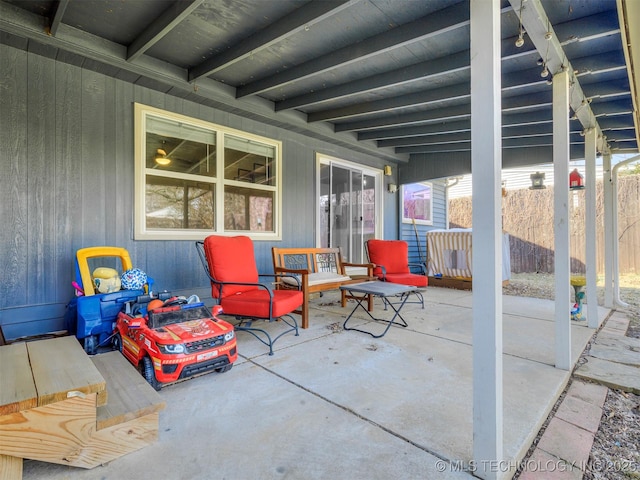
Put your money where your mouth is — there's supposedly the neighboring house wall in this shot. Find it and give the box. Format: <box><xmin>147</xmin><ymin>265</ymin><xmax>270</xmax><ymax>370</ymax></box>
<box><xmin>0</xmin><ymin>45</ymin><xmax>410</xmax><ymax>340</ymax></box>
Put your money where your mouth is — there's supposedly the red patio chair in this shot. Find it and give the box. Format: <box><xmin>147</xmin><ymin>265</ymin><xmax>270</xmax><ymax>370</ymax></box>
<box><xmin>366</xmin><ymin>239</ymin><xmax>427</xmax><ymax>308</ymax></box>
<box><xmin>196</xmin><ymin>235</ymin><xmax>302</xmax><ymax>355</ymax></box>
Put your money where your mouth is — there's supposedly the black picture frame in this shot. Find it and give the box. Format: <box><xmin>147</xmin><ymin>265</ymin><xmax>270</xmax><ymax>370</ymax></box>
<box><xmin>236</xmin><ymin>168</ymin><xmax>253</xmax><ymax>182</ymax></box>
<box><xmin>253</xmin><ymin>162</ymin><xmax>266</xmax><ymax>184</ymax></box>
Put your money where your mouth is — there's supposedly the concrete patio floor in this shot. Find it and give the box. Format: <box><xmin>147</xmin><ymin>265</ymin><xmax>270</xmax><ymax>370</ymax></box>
<box><xmin>22</xmin><ymin>287</ymin><xmax>609</xmax><ymax>480</ymax></box>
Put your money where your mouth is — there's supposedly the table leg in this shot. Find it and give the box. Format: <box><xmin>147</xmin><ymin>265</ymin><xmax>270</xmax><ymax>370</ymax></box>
<box><xmin>381</xmin><ymin>294</ymin><xmax>410</xmax><ymax>328</ymax></box>
<box><xmin>342</xmin><ymin>293</ymin><xmax>370</xmax><ymax>332</ymax></box>
<box><xmin>343</xmin><ymin>291</ymin><xmax>411</xmax><ymax>338</ymax></box>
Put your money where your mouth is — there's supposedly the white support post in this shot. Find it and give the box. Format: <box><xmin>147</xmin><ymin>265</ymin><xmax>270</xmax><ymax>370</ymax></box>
<box><xmin>553</xmin><ymin>69</ymin><xmax>571</xmax><ymax>371</ymax></box>
<box><xmin>602</xmin><ymin>153</ymin><xmax>614</xmax><ymax>308</ymax></box>
<box><xmin>611</xmin><ymin>164</ymin><xmax>629</xmax><ymax>308</ymax></box>
<box><xmin>584</xmin><ymin>129</ymin><xmax>599</xmax><ymax>328</ymax></box>
<box><xmin>470</xmin><ymin>0</ymin><xmax>503</xmax><ymax>477</ymax></box>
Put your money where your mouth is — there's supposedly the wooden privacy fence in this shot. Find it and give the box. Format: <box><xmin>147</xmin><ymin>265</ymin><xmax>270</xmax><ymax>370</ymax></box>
<box><xmin>448</xmin><ymin>174</ymin><xmax>640</xmax><ymax>275</ymax></box>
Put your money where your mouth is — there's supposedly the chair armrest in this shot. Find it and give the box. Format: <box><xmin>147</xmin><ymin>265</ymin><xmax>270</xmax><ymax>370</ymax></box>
<box><xmin>273</xmin><ymin>267</ymin><xmax>310</xmax><ymax>289</ymax></box>
<box><xmin>261</xmin><ymin>271</ymin><xmax>303</xmax><ymax>289</ymax></box>
<box><xmin>370</xmin><ymin>263</ymin><xmax>387</xmax><ymax>278</ymax></box>
<box><xmin>342</xmin><ymin>261</ymin><xmax>375</xmax><ymax>277</ymax></box>
<box><xmin>213</xmin><ymin>278</ymin><xmax>278</xmax><ymax>298</ymax></box>
<box><xmin>408</xmin><ymin>263</ymin><xmax>427</xmax><ymax>275</ymax></box>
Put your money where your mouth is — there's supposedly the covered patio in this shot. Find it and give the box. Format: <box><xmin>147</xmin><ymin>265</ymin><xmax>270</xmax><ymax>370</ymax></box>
<box><xmin>1</xmin><ymin>1</ymin><xmax>638</xmax><ymax>478</ymax></box>
<box><xmin>21</xmin><ymin>288</ymin><xmax>608</xmax><ymax>479</ymax></box>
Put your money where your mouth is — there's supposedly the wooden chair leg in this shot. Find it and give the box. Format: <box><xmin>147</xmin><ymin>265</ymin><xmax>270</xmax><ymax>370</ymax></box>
<box><xmin>301</xmin><ymin>290</ymin><xmax>309</xmax><ymax>329</ymax></box>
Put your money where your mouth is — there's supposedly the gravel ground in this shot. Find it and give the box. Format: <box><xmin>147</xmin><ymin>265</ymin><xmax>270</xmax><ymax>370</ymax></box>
<box><xmin>505</xmin><ymin>273</ymin><xmax>640</xmax><ymax>479</ymax></box>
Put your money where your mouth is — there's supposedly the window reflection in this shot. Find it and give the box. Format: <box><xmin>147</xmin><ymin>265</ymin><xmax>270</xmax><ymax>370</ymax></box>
<box><xmin>224</xmin><ymin>186</ymin><xmax>274</xmax><ymax>232</ymax></box>
<box><xmin>145</xmin><ymin>176</ymin><xmax>214</xmax><ymax>230</ymax></box>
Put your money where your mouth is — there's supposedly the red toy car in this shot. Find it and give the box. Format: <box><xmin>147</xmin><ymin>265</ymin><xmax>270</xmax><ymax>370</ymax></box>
<box><xmin>113</xmin><ymin>297</ymin><xmax>237</xmax><ymax>390</ymax></box>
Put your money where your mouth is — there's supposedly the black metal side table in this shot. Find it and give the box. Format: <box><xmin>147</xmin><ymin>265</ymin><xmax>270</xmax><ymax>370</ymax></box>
<box><xmin>339</xmin><ymin>281</ymin><xmax>421</xmax><ymax>338</ymax></box>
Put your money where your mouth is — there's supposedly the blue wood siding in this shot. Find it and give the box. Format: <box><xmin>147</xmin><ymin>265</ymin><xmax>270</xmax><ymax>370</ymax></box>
<box><xmin>0</xmin><ymin>44</ymin><xmax>452</xmax><ymax>339</ymax></box>
<box><xmin>0</xmin><ymin>45</ymin><xmax>415</xmax><ymax>339</ymax></box>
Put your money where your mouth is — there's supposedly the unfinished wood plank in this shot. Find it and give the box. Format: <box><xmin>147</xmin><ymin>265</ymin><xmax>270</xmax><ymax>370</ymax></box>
<box><xmin>27</xmin><ymin>336</ymin><xmax>106</xmax><ymax>407</ymax></box>
<box><xmin>63</xmin><ymin>413</ymin><xmax>160</xmax><ymax>469</ymax></box>
<box><xmin>0</xmin><ymin>454</ymin><xmax>22</xmax><ymax>480</ymax></box>
<box><xmin>427</xmin><ymin>276</ymin><xmax>509</xmax><ymax>290</ymax></box>
<box><xmin>0</xmin><ymin>343</ymin><xmax>37</xmax><ymax>415</ymax></box>
<box><xmin>428</xmin><ymin>276</ymin><xmax>473</xmax><ymax>290</ymax></box>
<box><xmin>91</xmin><ymin>352</ymin><xmax>165</xmax><ymax>430</ymax></box>
<box><xmin>0</xmin><ymin>394</ymin><xmax>96</xmax><ymax>465</ymax></box>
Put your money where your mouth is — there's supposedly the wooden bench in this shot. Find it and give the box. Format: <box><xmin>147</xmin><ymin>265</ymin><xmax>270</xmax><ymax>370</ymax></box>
<box><xmin>0</xmin><ymin>337</ymin><xmax>164</xmax><ymax>478</ymax></box>
<box><xmin>272</xmin><ymin>247</ymin><xmax>375</xmax><ymax>329</ymax></box>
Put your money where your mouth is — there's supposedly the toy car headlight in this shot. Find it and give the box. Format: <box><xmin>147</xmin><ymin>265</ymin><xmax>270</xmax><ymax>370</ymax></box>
<box><xmin>158</xmin><ymin>343</ymin><xmax>185</xmax><ymax>354</ymax></box>
<box><xmin>224</xmin><ymin>331</ymin><xmax>235</xmax><ymax>342</ymax></box>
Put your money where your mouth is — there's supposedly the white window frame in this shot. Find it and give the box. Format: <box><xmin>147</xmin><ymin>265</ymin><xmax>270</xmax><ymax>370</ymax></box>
<box><xmin>401</xmin><ymin>181</ymin><xmax>434</xmax><ymax>226</ymax></box>
<box><xmin>134</xmin><ymin>103</ymin><xmax>282</xmax><ymax>240</ymax></box>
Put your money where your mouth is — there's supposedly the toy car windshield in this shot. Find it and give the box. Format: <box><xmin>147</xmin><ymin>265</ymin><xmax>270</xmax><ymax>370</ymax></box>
<box><xmin>147</xmin><ymin>304</ymin><xmax>213</xmax><ymax>329</ymax></box>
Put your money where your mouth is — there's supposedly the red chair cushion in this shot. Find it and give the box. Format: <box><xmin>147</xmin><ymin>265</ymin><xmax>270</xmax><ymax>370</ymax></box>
<box><xmin>203</xmin><ymin>235</ymin><xmax>259</xmax><ymax>298</ymax></box>
<box><xmin>384</xmin><ymin>273</ymin><xmax>428</xmax><ymax>287</ymax></box>
<box><xmin>367</xmin><ymin>239</ymin><xmax>411</xmax><ymax>277</ymax></box>
<box><xmin>220</xmin><ymin>289</ymin><xmax>303</xmax><ymax>319</ymax></box>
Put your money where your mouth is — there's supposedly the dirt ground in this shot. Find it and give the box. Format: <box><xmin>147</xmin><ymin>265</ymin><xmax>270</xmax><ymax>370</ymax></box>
<box><xmin>504</xmin><ymin>273</ymin><xmax>640</xmax><ymax>479</ymax></box>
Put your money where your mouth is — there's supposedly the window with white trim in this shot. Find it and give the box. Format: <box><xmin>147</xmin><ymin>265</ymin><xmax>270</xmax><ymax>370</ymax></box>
<box><xmin>134</xmin><ymin>104</ymin><xmax>281</xmax><ymax>240</ymax></box>
<box><xmin>401</xmin><ymin>182</ymin><xmax>433</xmax><ymax>225</ymax></box>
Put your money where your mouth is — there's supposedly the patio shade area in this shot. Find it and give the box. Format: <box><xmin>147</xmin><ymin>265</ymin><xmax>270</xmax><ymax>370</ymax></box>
<box><xmin>21</xmin><ymin>288</ymin><xmax>607</xmax><ymax>480</ymax></box>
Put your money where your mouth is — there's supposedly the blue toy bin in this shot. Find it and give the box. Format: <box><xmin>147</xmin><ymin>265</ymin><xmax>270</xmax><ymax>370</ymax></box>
<box><xmin>75</xmin><ymin>289</ymin><xmax>145</xmax><ymax>354</ymax></box>
<box><xmin>70</xmin><ymin>246</ymin><xmax>153</xmax><ymax>354</ymax></box>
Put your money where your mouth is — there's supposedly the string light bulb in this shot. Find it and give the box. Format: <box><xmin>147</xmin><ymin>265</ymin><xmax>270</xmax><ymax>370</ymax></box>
<box><xmin>515</xmin><ymin>1</ymin><xmax>525</xmax><ymax>47</ymax></box>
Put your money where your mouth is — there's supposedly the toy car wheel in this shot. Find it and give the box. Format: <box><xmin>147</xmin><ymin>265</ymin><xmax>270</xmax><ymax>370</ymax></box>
<box><xmin>216</xmin><ymin>364</ymin><xmax>233</xmax><ymax>373</ymax></box>
<box><xmin>141</xmin><ymin>355</ymin><xmax>161</xmax><ymax>391</ymax></box>
<box><xmin>112</xmin><ymin>332</ymin><xmax>123</xmax><ymax>353</ymax></box>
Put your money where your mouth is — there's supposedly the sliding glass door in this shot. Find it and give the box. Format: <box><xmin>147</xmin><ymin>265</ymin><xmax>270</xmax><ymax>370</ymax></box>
<box><xmin>318</xmin><ymin>155</ymin><xmax>381</xmax><ymax>263</ymax></box>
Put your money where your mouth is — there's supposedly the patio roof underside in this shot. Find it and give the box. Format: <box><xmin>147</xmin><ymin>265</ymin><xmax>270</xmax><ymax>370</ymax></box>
<box><xmin>1</xmin><ymin>0</ymin><xmax>638</xmax><ymax>179</ymax></box>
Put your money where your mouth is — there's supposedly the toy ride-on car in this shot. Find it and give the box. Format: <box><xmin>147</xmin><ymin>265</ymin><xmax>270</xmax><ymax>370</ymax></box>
<box><xmin>113</xmin><ymin>297</ymin><xmax>238</xmax><ymax>390</ymax></box>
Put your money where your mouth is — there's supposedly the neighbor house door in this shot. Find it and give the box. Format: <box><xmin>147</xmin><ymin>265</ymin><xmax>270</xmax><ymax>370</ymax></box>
<box><xmin>317</xmin><ymin>155</ymin><xmax>382</xmax><ymax>263</ymax></box>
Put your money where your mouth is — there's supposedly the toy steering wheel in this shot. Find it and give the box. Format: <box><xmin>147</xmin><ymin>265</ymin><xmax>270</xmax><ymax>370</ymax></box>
<box><xmin>163</xmin><ymin>296</ymin><xmax>188</xmax><ymax>307</ymax></box>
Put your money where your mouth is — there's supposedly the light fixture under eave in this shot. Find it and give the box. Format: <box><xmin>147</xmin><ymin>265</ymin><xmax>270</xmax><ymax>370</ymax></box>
<box><xmin>155</xmin><ymin>148</ymin><xmax>171</xmax><ymax>166</ymax></box>
<box><xmin>530</xmin><ymin>171</ymin><xmax>546</xmax><ymax>189</ymax></box>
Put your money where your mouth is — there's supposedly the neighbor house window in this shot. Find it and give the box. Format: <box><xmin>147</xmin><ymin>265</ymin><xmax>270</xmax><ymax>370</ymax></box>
<box><xmin>134</xmin><ymin>103</ymin><xmax>281</xmax><ymax>240</ymax></box>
